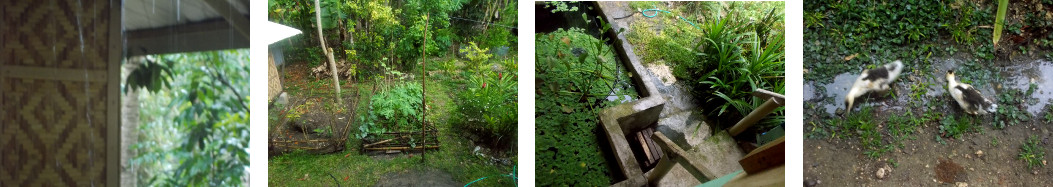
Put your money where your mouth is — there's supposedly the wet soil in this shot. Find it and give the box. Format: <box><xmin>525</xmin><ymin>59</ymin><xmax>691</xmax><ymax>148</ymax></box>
<box><xmin>374</xmin><ymin>167</ymin><xmax>461</xmax><ymax>187</ymax></box>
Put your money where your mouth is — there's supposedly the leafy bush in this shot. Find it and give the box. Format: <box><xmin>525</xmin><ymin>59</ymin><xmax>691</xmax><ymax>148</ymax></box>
<box><xmin>674</xmin><ymin>8</ymin><xmax>785</xmax><ymax>124</ymax></box>
<box><xmin>460</xmin><ymin>42</ymin><xmax>492</xmax><ymax>69</ymax></box>
<box><xmin>455</xmin><ymin>59</ymin><xmax>518</xmax><ymax>146</ymax></box>
<box><xmin>357</xmin><ymin>83</ymin><xmax>425</xmax><ymax>139</ymax></box>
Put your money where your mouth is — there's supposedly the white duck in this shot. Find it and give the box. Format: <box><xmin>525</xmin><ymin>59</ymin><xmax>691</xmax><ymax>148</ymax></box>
<box><xmin>844</xmin><ymin>60</ymin><xmax>905</xmax><ymax>114</ymax></box>
<box><xmin>946</xmin><ymin>70</ymin><xmax>998</xmax><ymax>115</ymax></box>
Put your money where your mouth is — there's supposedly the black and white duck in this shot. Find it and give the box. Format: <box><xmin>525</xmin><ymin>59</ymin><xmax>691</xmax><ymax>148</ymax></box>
<box><xmin>844</xmin><ymin>60</ymin><xmax>905</xmax><ymax>114</ymax></box>
<box><xmin>946</xmin><ymin>70</ymin><xmax>998</xmax><ymax>115</ymax></box>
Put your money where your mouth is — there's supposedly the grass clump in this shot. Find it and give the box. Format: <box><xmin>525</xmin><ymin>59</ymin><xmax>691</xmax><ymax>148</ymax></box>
<box><xmin>1019</xmin><ymin>135</ymin><xmax>1046</xmax><ymax>169</ymax></box>
<box><xmin>938</xmin><ymin>114</ymin><xmax>980</xmax><ymax>140</ymax></box>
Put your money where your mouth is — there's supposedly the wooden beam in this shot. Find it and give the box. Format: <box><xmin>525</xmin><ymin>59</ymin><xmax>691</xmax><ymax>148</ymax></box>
<box><xmin>126</xmin><ymin>18</ymin><xmax>249</xmax><ymax>56</ymax></box>
<box><xmin>0</xmin><ymin>65</ymin><xmax>108</xmax><ymax>82</ymax></box>
<box><xmin>202</xmin><ymin>0</ymin><xmax>250</xmax><ymax>39</ymax></box>
<box><xmin>738</xmin><ymin>137</ymin><xmax>785</xmax><ymax>174</ymax></box>
<box><xmin>725</xmin><ymin>165</ymin><xmax>785</xmax><ymax>187</ymax></box>
<box><xmin>107</xmin><ymin>0</ymin><xmax>122</xmax><ymax>185</ymax></box>
<box><xmin>729</xmin><ymin>98</ymin><xmax>781</xmax><ymax>136</ymax></box>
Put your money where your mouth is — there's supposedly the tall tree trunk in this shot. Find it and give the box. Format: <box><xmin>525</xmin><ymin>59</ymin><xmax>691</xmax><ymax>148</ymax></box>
<box><xmin>315</xmin><ymin>0</ymin><xmax>341</xmax><ymax>104</ymax></box>
<box><xmin>120</xmin><ymin>57</ymin><xmax>141</xmax><ymax>187</ymax></box>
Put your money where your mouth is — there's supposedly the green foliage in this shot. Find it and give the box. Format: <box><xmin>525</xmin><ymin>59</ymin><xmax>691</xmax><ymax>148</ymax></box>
<box><xmin>672</xmin><ymin>6</ymin><xmax>785</xmax><ymax>123</ymax></box>
<box><xmin>454</xmin><ymin>59</ymin><xmax>518</xmax><ymax>146</ymax></box>
<box><xmin>544</xmin><ymin>1</ymin><xmax>579</xmax><ymax>13</ymax></box>
<box><xmin>627</xmin><ymin>19</ymin><xmax>700</xmax><ymax>65</ymax></box>
<box><xmin>460</xmin><ymin>42</ymin><xmax>492</xmax><ymax>69</ymax></box>
<box><xmin>993</xmin><ymin>0</ymin><xmax>1008</xmax><ymax>45</ymax></box>
<box><xmin>1019</xmin><ymin>135</ymin><xmax>1046</xmax><ymax>169</ymax></box>
<box><xmin>1045</xmin><ymin>104</ymin><xmax>1053</xmax><ymax>123</ymax></box>
<box><xmin>124</xmin><ymin>57</ymin><xmax>173</xmax><ymax>94</ymax></box>
<box><xmin>357</xmin><ymin>83</ymin><xmax>425</xmax><ymax>139</ymax></box>
<box><xmin>271</xmin><ymin>0</ymin><xmax>472</xmax><ymax>77</ymax></box>
<box><xmin>938</xmin><ymin>114</ymin><xmax>979</xmax><ymax>139</ymax></box>
<box><xmin>131</xmin><ymin>49</ymin><xmax>249</xmax><ymax>186</ymax></box>
<box><xmin>803</xmin><ymin>0</ymin><xmax>993</xmax><ymax>84</ymax></box>
<box><xmin>995</xmin><ymin>88</ymin><xmax>1031</xmax><ymax>129</ymax></box>
<box><xmin>535</xmin><ymin>27</ymin><xmax>637</xmax><ymax>185</ymax></box>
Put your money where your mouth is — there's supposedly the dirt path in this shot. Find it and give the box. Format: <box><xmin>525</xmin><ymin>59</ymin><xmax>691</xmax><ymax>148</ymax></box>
<box><xmin>374</xmin><ymin>167</ymin><xmax>462</xmax><ymax>187</ymax></box>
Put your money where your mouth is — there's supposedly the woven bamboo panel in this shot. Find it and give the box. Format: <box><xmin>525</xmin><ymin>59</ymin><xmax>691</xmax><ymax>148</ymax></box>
<box><xmin>1</xmin><ymin>0</ymin><xmax>112</xmax><ymax>186</ymax></box>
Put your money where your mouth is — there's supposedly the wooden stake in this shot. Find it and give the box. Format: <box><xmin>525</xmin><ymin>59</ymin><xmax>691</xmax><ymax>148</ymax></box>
<box><xmin>421</xmin><ymin>13</ymin><xmax>429</xmax><ymax>164</ymax></box>
<box><xmin>363</xmin><ymin>135</ymin><xmax>411</xmax><ymax>147</ymax></box>
<box><xmin>365</xmin><ymin>146</ymin><xmax>440</xmax><ymax>151</ymax></box>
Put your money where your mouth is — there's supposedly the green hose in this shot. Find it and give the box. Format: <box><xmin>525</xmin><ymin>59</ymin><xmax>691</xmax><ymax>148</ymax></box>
<box><xmin>464</xmin><ymin>166</ymin><xmax>517</xmax><ymax>187</ymax></box>
<box><xmin>640</xmin><ymin>5</ymin><xmax>700</xmax><ymax>30</ymax></box>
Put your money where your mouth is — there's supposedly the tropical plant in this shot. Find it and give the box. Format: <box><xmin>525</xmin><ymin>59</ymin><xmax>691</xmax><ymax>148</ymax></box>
<box><xmin>357</xmin><ymin>83</ymin><xmax>425</xmax><ymax>139</ymax></box>
<box><xmin>130</xmin><ymin>49</ymin><xmax>249</xmax><ymax>186</ymax></box>
<box><xmin>455</xmin><ymin>59</ymin><xmax>518</xmax><ymax>147</ymax></box>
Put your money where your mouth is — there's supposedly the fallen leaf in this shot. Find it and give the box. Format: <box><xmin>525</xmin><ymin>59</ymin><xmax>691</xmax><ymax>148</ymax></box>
<box><xmin>844</xmin><ymin>53</ymin><xmax>859</xmax><ymax>61</ymax></box>
<box><xmin>561</xmin><ymin>37</ymin><xmax>571</xmax><ymax>45</ymax></box>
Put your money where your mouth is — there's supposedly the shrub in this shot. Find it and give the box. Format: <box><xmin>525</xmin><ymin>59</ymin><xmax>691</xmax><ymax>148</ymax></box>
<box><xmin>357</xmin><ymin>83</ymin><xmax>425</xmax><ymax>139</ymax></box>
<box><xmin>455</xmin><ymin>59</ymin><xmax>518</xmax><ymax>146</ymax></box>
<box><xmin>460</xmin><ymin>42</ymin><xmax>492</xmax><ymax>70</ymax></box>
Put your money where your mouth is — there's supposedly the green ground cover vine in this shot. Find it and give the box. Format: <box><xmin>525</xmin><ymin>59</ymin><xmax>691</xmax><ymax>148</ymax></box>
<box><xmin>535</xmin><ymin>27</ymin><xmax>636</xmax><ymax>185</ymax></box>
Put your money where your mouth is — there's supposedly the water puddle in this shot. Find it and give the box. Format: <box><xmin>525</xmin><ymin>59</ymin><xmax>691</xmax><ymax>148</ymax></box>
<box><xmin>816</xmin><ymin>72</ymin><xmax>857</xmax><ymax>114</ymax></box>
<box><xmin>805</xmin><ymin>58</ymin><xmax>1053</xmax><ymax>116</ymax></box>
<box><xmin>1000</xmin><ymin>60</ymin><xmax>1053</xmax><ymax>114</ymax></box>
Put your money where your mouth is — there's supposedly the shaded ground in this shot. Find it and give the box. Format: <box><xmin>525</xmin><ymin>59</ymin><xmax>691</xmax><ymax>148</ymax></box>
<box><xmin>374</xmin><ymin>167</ymin><xmax>460</xmax><ymax>187</ymax></box>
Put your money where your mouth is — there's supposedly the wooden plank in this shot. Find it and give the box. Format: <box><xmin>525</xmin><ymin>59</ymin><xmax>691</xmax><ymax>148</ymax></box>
<box><xmin>739</xmin><ymin>136</ymin><xmax>785</xmax><ymax>174</ymax></box>
<box><xmin>644</xmin><ymin>129</ymin><xmax>661</xmax><ymax>164</ymax></box>
<box><xmin>637</xmin><ymin>131</ymin><xmax>653</xmax><ymax>164</ymax></box>
<box><xmin>364</xmin><ymin>146</ymin><xmax>440</xmax><ymax>151</ymax></box>
<box><xmin>725</xmin><ymin>165</ymin><xmax>784</xmax><ymax>187</ymax></box>
<box><xmin>202</xmin><ymin>0</ymin><xmax>250</xmax><ymax>38</ymax></box>
<box><xmin>0</xmin><ymin>65</ymin><xmax>107</xmax><ymax>82</ymax></box>
<box><xmin>126</xmin><ymin>18</ymin><xmax>249</xmax><ymax>56</ymax></box>
<box><xmin>730</xmin><ymin>98</ymin><xmax>780</xmax><ymax>136</ymax></box>
<box><xmin>107</xmin><ymin>0</ymin><xmax>123</xmax><ymax>185</ymax></box>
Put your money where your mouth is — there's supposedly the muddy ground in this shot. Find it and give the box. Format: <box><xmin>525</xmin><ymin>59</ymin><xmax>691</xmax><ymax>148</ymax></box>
<box><xmin>804</xmin><ymin>53</ymin><xmax>1053</xmax><ymax>186</ymax></box>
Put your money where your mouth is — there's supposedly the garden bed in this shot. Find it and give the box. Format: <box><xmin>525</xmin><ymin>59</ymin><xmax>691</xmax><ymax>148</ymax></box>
<box><xmin>269</xmin><ymin>90</ymin><xmax>360</xmax><ymax>155</ymax></box>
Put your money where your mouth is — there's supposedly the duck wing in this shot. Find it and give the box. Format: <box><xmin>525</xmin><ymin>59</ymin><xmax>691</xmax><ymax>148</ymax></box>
<box><xmin>955</xmin><ymin>85</ymin><xmax>990</xmax><ymax>112</ymax></box>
